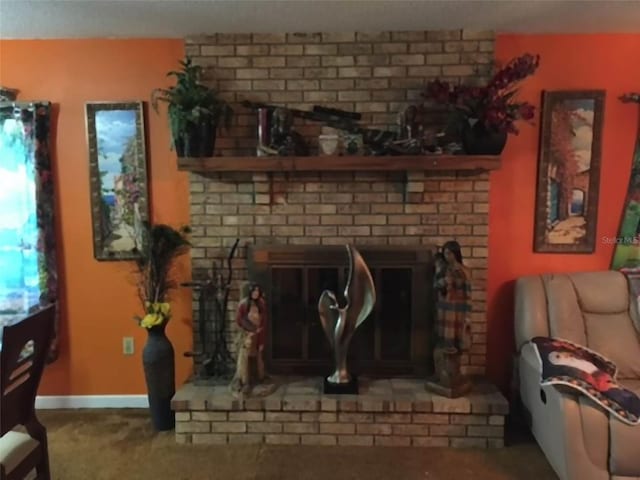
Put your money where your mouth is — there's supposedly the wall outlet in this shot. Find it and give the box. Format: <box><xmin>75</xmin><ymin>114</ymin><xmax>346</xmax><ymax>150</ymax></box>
<box><xmin>123</xmin><ymin>337</ymin><xmax>135</xmax><ymax>355</ymax></box>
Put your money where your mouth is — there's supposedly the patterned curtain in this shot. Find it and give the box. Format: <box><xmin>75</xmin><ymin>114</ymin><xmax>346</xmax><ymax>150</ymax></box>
<box><xmin>0</xmin><ymin>102</ymin><xmax>59</xmax><ymax>361</ymax></box>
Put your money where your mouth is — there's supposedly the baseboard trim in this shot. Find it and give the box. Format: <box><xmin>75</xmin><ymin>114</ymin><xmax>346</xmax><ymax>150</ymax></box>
<box><xmin>35</xmin><ymin>395</ymin><xmax>149</xmax><ymax>409</ymax></box>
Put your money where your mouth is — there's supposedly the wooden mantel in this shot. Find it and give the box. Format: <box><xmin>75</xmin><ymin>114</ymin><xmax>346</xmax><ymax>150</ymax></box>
<box><xmin>177</xmin><ymin>154</ymin><xmax>501</xmax><ymax>173</ymax></box>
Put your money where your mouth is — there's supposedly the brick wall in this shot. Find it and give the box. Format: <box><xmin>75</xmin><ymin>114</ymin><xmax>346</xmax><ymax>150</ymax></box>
<box><xmin>185</xmin><ymin>30</ymin><xmax>494</xmax><ymax>156</ymax></box>
<box><xmin>184</xmin><ymin>30</ymin><xmax>494</xmax><ymax>377</ymax></box>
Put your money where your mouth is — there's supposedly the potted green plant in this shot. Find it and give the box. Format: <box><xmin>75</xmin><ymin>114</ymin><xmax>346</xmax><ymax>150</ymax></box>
<box><xmin>152</xmin><ymin>56</ymin><xmax>232</xmax><ymax>157</ymax></box>
<box><xmin>132</xmin><ymin>222</ymin><xmax>191</xmax><ymax>431</ymax></box>
<box><xmin>422</xmin><ymin>53</ymin><xmax>540</xmax><ymax>155</ymax></box>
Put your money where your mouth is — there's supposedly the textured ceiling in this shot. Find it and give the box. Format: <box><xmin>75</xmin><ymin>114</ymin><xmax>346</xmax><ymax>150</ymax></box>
<box><xmin>0</xmin><ymin>0</ymin><xmax>639</xmax><ymax>39</ymax></box>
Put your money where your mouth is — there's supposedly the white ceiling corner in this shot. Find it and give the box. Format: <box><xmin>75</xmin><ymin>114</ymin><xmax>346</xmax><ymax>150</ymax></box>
<box><xmin>0</xmin><ymin>0</ymin><xmax>639</xmax><ymax>39</ymax></box>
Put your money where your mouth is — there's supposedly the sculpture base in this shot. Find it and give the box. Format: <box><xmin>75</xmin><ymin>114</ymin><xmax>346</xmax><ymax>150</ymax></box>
<box><xmin>324</xmin><ymin>376</ymin><xmax>358</xmax><ymax>395</ymax></box>
<box><xmin>425</xmin><ymin>377</ymin><xmax>472</xmax><ymax>398</ymax></box>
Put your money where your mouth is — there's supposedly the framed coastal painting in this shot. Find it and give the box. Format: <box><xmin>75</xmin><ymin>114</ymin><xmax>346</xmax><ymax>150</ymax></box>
<box><xmin>85</xmin><ymin>101</ymin><xmax>149</xmax><ymax>261</ymax></box>
<box><xmin>533</xmin><ymin>90</ymin><xmax>605</xmax><ymax>253</ymax></box>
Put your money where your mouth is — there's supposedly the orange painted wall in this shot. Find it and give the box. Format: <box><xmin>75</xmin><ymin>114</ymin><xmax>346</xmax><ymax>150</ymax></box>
<box><xmin>488</xmin><ymin>34</ymin><xmax>640</xmax><ymax>393</ymax></box>
<box><xmin>2</xmin><ymin>35</ymin><xmax>639</xmax><ymax>397</ymax></box>
<box><xmin>0</xmin><ymin>39</ymin><xmax>192</xmax><ymax>395</ymax></box>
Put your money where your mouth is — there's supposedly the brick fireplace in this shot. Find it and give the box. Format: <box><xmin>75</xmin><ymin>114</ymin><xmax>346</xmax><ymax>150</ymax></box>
<box><xmin>189</xmin><ymin>168</ymin><xmax>490</xmax><ymax>376</ymax></box>
<box><xmin>174</xmin><ymin>29</ymin><xmax>503</xmax><ymax>447</ymax></box>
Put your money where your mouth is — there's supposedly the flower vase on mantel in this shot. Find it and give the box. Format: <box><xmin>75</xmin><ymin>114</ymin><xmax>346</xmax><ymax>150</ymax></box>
<box><xmin>461</xmin><ymin>120</ymin><xmax>508</xmax><ymax>156</ymax></box>
<box><xmin>142</xmin><ymin>324</ymin><xmax>176</xmax><ymax>431</ymax></box>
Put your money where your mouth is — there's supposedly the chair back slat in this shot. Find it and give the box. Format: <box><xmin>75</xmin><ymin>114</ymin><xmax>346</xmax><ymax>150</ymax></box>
<box><xmin>0</xmin><ymin>304</ymin><xmax>55</xmax><ymax>436</ymax></box>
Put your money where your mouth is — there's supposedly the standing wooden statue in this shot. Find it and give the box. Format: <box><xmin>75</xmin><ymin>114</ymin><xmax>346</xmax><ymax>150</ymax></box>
<box><xmin>231</xmin><ymin>282</ymin><xmax>268</xmax><ymax>394</ymax></box>
<box><xmin>427</xmin><ymin>240</ymin><xmax>473</xmax><ymax>397</ymax></box>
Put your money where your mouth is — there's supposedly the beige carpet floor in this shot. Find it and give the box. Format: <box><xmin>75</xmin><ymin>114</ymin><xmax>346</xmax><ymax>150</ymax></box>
<box><xmin>38</xmin><ymin>409</ymin><xmax>556</xmax><ymax>480</ymax></box>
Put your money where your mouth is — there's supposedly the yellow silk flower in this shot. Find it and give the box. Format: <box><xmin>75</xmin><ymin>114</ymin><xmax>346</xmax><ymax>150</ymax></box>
<box><xmin>139</xmin><ymin>302</ymin><xmax>171</xmax><ymax>329</ymax></box>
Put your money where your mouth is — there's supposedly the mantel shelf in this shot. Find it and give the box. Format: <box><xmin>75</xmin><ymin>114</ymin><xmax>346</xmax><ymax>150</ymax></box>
<box><xmin>177</xmin><ymin>154</ymin><xmax>501</xmax><ymax>173</ymax></box>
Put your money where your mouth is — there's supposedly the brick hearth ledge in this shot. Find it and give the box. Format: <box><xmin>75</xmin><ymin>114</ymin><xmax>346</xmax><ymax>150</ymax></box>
<box><xmin>172</xmin><ymin>377</ymin><xmax>508</xmax><ymax>447</ymax></box>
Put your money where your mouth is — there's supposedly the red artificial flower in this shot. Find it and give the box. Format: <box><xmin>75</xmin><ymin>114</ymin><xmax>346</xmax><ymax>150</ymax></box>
<box><xmin>422</xmin><ymin>53</ymin><xmax>540</xmax><ymax>135</ymax></box>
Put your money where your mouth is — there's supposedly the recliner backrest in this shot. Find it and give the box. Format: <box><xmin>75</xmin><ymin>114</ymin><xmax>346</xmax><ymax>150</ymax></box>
<box><xmin>515</xmin><ymin>270</ymin><xmax>640</xmax><ymax>379</ymax></box>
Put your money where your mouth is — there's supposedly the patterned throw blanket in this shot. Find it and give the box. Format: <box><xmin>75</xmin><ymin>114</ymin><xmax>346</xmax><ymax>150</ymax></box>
<box><xmin>530</xmin><ymin>337</ymin><xmax>640</xmax><ymax>426</ymax></box>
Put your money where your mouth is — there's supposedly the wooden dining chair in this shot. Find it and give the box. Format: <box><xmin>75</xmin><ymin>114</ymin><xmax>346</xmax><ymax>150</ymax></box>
<box><xmin>0</xmin><ymin>304</ymin><xmax>55</xmax><ymax>480</ymax></box>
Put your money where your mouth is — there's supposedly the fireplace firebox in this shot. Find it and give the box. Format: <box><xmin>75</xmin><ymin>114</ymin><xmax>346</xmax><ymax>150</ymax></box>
<box><xmin>247</xmin><ymin>245</ymin><xmax>435</xmax><ymax>377</ymax></box>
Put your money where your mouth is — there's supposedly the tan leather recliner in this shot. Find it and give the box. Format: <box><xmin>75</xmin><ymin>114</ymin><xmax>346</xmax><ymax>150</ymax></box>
<box><xmin>515</xmin><ymin>270</ymin><xmax>640</xmax><ymax>480</ymax></box>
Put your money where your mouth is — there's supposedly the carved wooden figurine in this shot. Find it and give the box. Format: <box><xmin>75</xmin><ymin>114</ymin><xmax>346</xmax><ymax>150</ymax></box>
<box><xmin>427</xmin><ymin>240</ymin><xmax>473</xmax><ymax>397</ymax></box>
<box><xmin>231</xmin><ymin>282</ymin><xmax>268</xmax><ymax>394</ymax></box>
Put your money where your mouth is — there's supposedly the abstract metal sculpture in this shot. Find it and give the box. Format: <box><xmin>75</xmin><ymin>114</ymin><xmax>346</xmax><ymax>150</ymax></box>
<box><xmin>318</xmin><ymin>245</ymin><xmax>376</xmax><ymax>394</ymax></box>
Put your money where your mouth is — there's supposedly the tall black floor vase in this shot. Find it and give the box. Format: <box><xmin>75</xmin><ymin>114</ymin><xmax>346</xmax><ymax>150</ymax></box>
<box><xmin>142</xmin><ymin>326</ymin><xmax>176</xmax><ymax>431</ymax></box>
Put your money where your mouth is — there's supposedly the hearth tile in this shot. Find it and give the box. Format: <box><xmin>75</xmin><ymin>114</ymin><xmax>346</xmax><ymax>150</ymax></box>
<box><xmin>263</xmin><ymin>396</ymin><xmax>283</xmax><ymax>411</ymax></box>
<box><xmin>207</xmin><ymin>395</ymin><xmax>243</xmax><ymax>411</ymax></box>
<box><xmin>286</xmin><ymin>376</ymin><xmax>322</xmax><ymax>388</ymax></box>
<box><xmin>171</xmin><ymin>399</ymin><xmax>189</xmax><ymax>411</ymax></box>
<box><xmin>211</xmin><ymin>385</ymin><xmax>231</xmax><ymax>395</ymax></box>
<box><xmin>431</xmin><ymin>395</ymin><xmax>472</xmax><ymax>414</ymax></box>
<box><xmin>393</xmin><ymin>388</ymin><xmax>419</xmax><ymax>396</ymax></box>
<box><xmin>337</xmin><ymin>395</ymin><xmax>359</xmax><ymax>412</ymax></box>
<box><xmin>320</xmin><ymin>395</ymin><xmax>338</xmax><ymax>412</ymax></box>
<box><xmin>360</xmin><ymin>378</ymin><xmax>392</xmax><ymax>393</ymax></box>
<box><xmin>243</xmin><ymin>398</ymin><xmax>264</xmax><ymax>410</ymax></box>
<box><xmin>285</xmin><ymin>386</ymin><xmax>321</xmax><ymax>395</ymax></box>
<box><xmin>283</xmin><ymin>376</ymin><xmax>322</xmax><ymax>395</ymax></box>
<box><xmin>413</xmin><ymin>393</ymin><xmax>434</xmax><ymax>412</ymax></box>
<box><xmin>171</xmin><ymin>383</ymin><xmax>200</xmax><ymax>410</ymax></box>
<box><xmin>357</xmin><ymin>397</ymin><xmax>391</xmax><ymax>412</ymax></box>
<box><xmin>489</xmin><ymin>394</ymin><xmax>509</xmax><ymax>415</ymax></box>
<box><xmin>282</xmin><ymin>395</ymin><xmax>320</xmax><ymax>411</ymax></box>
<box><xmin>189</xmin><ymin>391</ymin><xmax>208</xmax><ymax>411</ymax></box>
<box><xmin>390</xmin><ymin>378</ymin><xmax>424</xmax><ymax>391</ymax></box>
<box><xmin>392</xmin><ymin>396</ymin><xmax>414</xmax><ymax>412</ymax></box>
<box><xmin>469</xmin><ymin>398</ymin><xmax>491</xmax><ymax>414</ymax></box>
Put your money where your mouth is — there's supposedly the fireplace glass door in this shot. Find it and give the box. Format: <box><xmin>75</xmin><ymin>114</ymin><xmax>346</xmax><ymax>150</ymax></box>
<box><xmin>268</xmin><ymin>264</ymin><xmax>416</xmax><ymax>375</ymax></box>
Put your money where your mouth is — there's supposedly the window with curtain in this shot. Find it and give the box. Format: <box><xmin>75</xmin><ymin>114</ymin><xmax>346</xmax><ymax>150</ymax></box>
<box><xmin>0</xmin><ymin>102</ymin><xmax>59</xmax><ymax>359</ymax></box>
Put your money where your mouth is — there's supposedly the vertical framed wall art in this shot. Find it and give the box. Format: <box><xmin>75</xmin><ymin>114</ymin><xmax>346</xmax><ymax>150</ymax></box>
<box><xmin>533</xmin><ymin>90</ymin><xmax>605</xmax><ymax>253</ymax></box>
<box><xmin>611</xmin><ymin>93</ymin><xmax>640</xmax><ymax>271</ymax></box>
<box><xmin>86</xmin><ymin>101</ymin><xmax>150</xmax><ymax>261</ymax></box>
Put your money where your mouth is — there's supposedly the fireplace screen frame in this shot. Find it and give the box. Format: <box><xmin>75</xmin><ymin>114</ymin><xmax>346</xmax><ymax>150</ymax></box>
<box><xmin>247</xmin><ymin>244</ymin><xmax>435</xmax><ymax>377</ymax></box>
